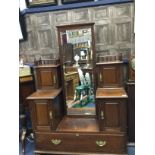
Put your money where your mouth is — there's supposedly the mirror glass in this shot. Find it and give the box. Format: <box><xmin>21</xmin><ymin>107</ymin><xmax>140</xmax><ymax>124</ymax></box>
<box><xmin>60</xmin><ymin>26</ymin><xmax>95</xmax><ymax>115</ymax></box>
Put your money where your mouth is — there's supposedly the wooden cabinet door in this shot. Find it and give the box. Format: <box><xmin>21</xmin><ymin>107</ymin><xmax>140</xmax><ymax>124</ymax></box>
<box><xmin>35</xmin><ymin>68</ymin><xmax>60</xmax><ymax>90</ymax></box>
<box><xmin>29</xmin><ymin>99</ymin><xmax>52</xmax><ymax>132</ymax></box>
<box><xmin>97</xmin><ymin>64</ymin><xmax>123</xmax><ymax>88</ymax></box>
<box><xmin>97</xmin><ymin>99</ymin><xmax>127</xmax><ymax>132</ymax></box>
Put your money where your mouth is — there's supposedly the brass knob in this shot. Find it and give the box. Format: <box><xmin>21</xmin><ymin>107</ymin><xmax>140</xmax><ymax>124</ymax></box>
<box><xmin>96</xmin><ymin>140</ymin><xmax>106</xmax><ymax>147</ymax></box>
<box><xmin>51</xmin><ymin>139</ymin><xmax>62</xmax><ymax>145</ymax></box>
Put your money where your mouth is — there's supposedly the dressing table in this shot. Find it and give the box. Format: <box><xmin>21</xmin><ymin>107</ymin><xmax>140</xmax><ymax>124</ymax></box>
<box><xmin>27</xmin><ymin>23</ymin><xmax>128</xmax><ymax>155</ymax></box>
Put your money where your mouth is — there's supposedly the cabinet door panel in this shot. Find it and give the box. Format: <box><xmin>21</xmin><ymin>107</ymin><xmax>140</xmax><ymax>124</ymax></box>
<box><xmin>102</xmin><ymin>67</ymin><xmax>118</xmax><ymax>85</ymax></box>
<box><xmin>104</xmin><ymin>102</ymin><xmax>120</xmax><ymax>127</ymax></box>
<box><xmin>35</xmin><ymin>68</ymin><xmax>58</xmax><ymax>90</ymax></box>
<box><xmin>97</xmin><ymin>63</ymin><xmax>123</xmax><ymax>88</ymax></box>
<box><xmin>40</xmin><ymin>70</ymin><xmax>54</xmax><ymax>86</ymax></box>
<box><xmin>35</xmin><ymin>103</ymin><xmax>50</xmax><ymax>126</ymax></box>
<box><xmin>30</xmin><ymin>100</ymin><xmax>52</xmax><ymax>132</ymax></box>
<box><xmin>102</xmin><ymin>66</ymin><xmax>121</xmax><ymax>87</ymax></box>
<box><xmin>97</xmin><ymin>99</ymin><xmax>127</xmax><ymax>132</ymax></box>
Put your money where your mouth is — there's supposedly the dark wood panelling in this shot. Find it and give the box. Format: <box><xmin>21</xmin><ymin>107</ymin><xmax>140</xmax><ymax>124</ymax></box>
<box><xmin>20</xmin><ymin>3</ymin><xmax>134</xmax><ymax>63</ymax></box>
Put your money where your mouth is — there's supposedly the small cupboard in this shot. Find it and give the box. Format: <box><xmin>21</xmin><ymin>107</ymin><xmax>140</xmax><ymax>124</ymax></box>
<box><xmin>96</xmin><ymin>88</ymin><xmax>127</xmax><ymax>132</ymax></box>
<box><xmin>27</xmin><ymin>89</ymin><xmax>64</xmax><ymax>132</ymax></box>
<box><xmin>96</xmin><ymin>62</ymin><xmax>124</xmax><ymax>88</ymax></box>
<box><xmin>34</xmin><ymin>64</ymin><xmax>61</xmax><ymax>90</ymax></box>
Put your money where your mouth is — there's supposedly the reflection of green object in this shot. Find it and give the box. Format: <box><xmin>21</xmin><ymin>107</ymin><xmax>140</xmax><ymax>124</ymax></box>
<box><xmin>73</xmin><ymin>103</ymin><xmax>82</xmax><ymax>108</ymax></box>
<box><xmin>74</xmin><ymin>84</ymin><xmax>93</xmax><ymax>107</ymax></box>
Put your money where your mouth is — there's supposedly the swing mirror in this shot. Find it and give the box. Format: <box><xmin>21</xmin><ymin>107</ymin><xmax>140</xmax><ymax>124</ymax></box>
<box><xmin>57</xmin><ymin>23</ymin><xmax>96</xmax><ymax>115</ymax></box>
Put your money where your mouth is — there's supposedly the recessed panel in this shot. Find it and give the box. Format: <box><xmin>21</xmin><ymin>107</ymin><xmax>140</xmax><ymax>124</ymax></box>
<box><xmin>103</xmin><ymin>67</ymin><xmax>117</xmax><ymax>85</ymax></box>
<box><xmin>115</xmin><ymin>5</ymin><xmax>131</xmax><ymax>17</ymax></box>
<box><xmin>116</xmin><ymin>22</ymin><xmax>131</xmax><ymax>42</ymax></box>
<box><xmin>96</xmin><ymin>25</ymin><xmax>109</xmax><ymax>45</ymax></box>
<box><xmin>72</xmin><ymin>9</ymin><xmax>89</xmax><ymax>22</ymax></box>
<box><xmin>36</xmin><ymin>103</ymin><xmax>49</xmax><ymax>126</ymax></box>
<box><xmin>40</xmin><ymin>70</ymin><xmax>53</xmax><ymax>86</ymax></box>
<box><xmin>36</xmin><ymin>13</ymin><xmax>50</xmax><ymax>26</ymax></box>
<box><xmin>94</xmin><ymin>7</ymin><xmax>108</xmax><ymax>20</ymax></box>
<box><xmin>38</xmin><ymin>30</ymin><xmax>53</xmax><ymax>48</ymax></box>
<box><xmin>105</xmin><ymin>102</ymin><xmax>119</xmax><ymax>127</ymax></box>
<box><xmin>54</xmin><ymin>12</ymin><xmax>68</xmax><ymax>23</ymax></box>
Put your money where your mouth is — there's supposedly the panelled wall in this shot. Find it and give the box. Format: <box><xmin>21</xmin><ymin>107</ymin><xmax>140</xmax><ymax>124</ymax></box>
<box><xmin>19</xmin><ymin>2</ymin><xmax>134</xmax><ymax>63</ymax></box>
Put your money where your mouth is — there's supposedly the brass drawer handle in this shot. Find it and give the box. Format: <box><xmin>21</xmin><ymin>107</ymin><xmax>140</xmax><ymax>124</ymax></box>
<box><xmin>51</xmin><ymin>139</ymin><xmax>62</xmax><ymax>145</ymax></box>
<box><xmin>96</xmin><ymin>140</ymin><xmax>107</xmax><ymax>147</ymax></box>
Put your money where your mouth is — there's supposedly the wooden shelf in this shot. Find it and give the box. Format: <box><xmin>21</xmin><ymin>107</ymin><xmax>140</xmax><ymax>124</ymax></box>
<box><xmin>57</xmin><ymin>116</ymin><xmax>99</xmax><ymax>132</ymax></box>
<box><xmin>96</xmin><ymin>87</ymin><xmax>128</xmax><ymax>99</ymax></box>
<box><xmin>27</xmin><ymin>88</ymin><xmax>62</xmax><ymax>100</ymax></box>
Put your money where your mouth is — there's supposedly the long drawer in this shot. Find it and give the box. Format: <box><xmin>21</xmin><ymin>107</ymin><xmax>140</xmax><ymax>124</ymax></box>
<box><xmin>35</xmin><ymin>132</ymin><xmax>126</xmax><ymax>154</ymax></box>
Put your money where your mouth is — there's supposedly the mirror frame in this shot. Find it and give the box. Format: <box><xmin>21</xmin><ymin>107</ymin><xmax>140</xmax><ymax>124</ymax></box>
<box><xmin>57</xmin><ymin>23</ymin><xmax>96</xmax><ymax>116</ymax></box>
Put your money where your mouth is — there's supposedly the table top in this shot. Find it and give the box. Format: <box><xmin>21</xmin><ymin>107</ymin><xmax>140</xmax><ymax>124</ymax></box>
<box><xmin>27</xmin><ymin>88</ymin><xmax>62</xmax><ymax>100</ymax></box>
<box><xmin>96</xmin><ymin>87</ymin><xmax>128</xmax><ymax>99</ymax></box>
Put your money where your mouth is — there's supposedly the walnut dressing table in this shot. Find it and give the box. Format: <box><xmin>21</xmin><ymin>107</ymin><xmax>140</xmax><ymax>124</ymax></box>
<box><xmin>27</xmin><ymin>24</ymin><xmax>128</xmax><ymax>155</ymax></box>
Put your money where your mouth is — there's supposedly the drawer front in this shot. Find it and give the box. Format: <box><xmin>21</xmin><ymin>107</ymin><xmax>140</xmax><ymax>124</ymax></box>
<box><xmin>35</xmin><ymin>132</ymin><xmax>126</xmax><ymax>153</ymax></box>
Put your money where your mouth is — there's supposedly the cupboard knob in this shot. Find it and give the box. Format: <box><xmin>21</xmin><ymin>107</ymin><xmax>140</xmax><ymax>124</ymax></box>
<box><xmin>96</xmin><ymin>140</ymin><xmax>106</xmax><ymax>147</ymax></box>
<box><xmin>51</xmin><ymin>139</ymin><xmax>62</xmax><ymax>145</ymax></box>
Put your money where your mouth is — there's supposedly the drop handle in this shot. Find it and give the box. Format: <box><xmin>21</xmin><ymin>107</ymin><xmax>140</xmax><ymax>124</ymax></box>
<box><xmin>96</xmin><ymin>140</ymin><xmax>107</xmax><ymax>147</ymax></box>
<box><xmin>51</xmin><ymin>139</ymin><xmax>62</xmax><ymax>145</ymax></box>
<box><xmin>53</xmin><ymin>75</ymin><xmax>56</xmax><ymax>84</ymax></box>
<box><xmin>101</xmin><ymin>110</ymin><xmax>104</xmax><ymax>120</ymax></box>
<box><xmin>49</xmin><ymin>111</ymin><xmax>53</xmax><ymax>119</ymax></box>
<box><xmin>99</xmin><ymin>73</ymin><xmax>102</xmax><ymax>82</ymax></box>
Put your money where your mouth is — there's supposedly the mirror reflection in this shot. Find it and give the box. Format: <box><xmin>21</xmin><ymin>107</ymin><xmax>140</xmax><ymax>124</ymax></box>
<box><xmin>60</xmin><ymin>27</ymin><xmax>95</xmax><ymax>115</ymax></box>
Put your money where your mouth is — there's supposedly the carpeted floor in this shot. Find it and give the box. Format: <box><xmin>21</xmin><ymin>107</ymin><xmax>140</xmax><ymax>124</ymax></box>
<box><xmin>19</xmin><ymin>140</ymin><xmax>135</xmax><ymax>155</ymax></box>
